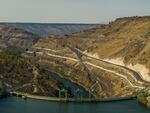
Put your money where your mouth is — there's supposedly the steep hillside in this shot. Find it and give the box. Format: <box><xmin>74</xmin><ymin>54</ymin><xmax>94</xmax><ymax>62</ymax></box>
<box><xmin>27</xmin><ymin>16</ymin><xmax>150</xmax><ymax>98</ymax></box>
<box><xmin>74</xmin><ymin>16</ymin><xmax>150</xmax><ymax>82</ymax></box>
<box><xmin>0</xmin><ymin>50</ymin><xmax>72</xmax><ymax>97</ymax></box>
<box><xmin>0</xmin><ymin>23</ymin><xmax>101</xmax><ymax>36</ymax></box>
<box><xmin>0</xmin><ymin>26</ymin><xmax>40</xmax><ymax>50</ymax></box>
<box><xmin>58</xmin><ymin>16</ymin><xmax>150</xmax><ymax>82</ymax></box>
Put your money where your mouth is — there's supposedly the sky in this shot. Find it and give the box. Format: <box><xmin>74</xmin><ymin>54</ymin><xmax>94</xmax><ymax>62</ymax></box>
<box><xmin>0</xmin><ymin>0</ymin><xmax>150</xmax><ymax>23</ymax></box>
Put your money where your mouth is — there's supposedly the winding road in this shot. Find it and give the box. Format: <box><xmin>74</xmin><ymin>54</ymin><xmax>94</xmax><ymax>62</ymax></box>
<box><xmin>26</xmin><ymin>45</ymin><xmax>149</xmax><ymax>89</ymax></box>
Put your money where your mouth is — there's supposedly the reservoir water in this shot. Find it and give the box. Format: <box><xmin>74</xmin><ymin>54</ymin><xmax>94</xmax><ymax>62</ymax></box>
<box><xmin>0</xmin><ymin>97</ymin><xmax>149</xmax><ymax>113</ymax></box>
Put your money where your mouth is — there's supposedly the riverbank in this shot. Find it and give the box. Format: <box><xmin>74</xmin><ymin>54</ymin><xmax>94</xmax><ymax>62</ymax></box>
<box><xmin>10</xmin><ymin>91</ymin><xmax>136</xmax><ymax>103</ymax></box>
<box><xmin>137</xmin><ymin>88</ymin><xmax>150</xmax><ymax>108</ymax></box>
<box><xmin>137</xmin><ymin>96</ymin><xmax>150</xmax><ymax>108</ymax></box>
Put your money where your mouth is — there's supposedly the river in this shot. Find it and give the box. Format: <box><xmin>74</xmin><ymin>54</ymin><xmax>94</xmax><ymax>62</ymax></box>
<box><xmin>0</xmin><ymin>97</ymin><xmax>149</xmax><ymax>113</ymax></box>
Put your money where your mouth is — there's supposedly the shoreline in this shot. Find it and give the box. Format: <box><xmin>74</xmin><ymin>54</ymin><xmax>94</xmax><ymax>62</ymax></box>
<box><xmin>9</xmin><ymin>91</ymin><xmax>136</xmax><ymax>103</ymax></box>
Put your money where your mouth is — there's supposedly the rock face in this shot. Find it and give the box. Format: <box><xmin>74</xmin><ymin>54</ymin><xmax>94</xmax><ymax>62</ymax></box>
<box><xmin>0</xmin><ymin>26</ymin><xmax>40</xmax><ymax>50</ymax></box>
<box><xmin>25</xmin><ymin>16</ymin><xmax>150</xmax><ymax>98</ymax></box>
<box><xmin>0</xmin><ymin>23</ymin><xmax>102</xmax><ymax>37</ymax></box>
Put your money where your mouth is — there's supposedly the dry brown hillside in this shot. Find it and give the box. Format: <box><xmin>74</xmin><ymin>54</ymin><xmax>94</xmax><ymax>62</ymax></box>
<box><xmin>0</xmin><ymin>26</ymin><xmax>40</xmax><ymax>50</ymax></box>
<box><xmin>25</xmin><ymin>16</ymin><xmax>150</xmax><ymax>98</ymax></box>
<box><xmin>65</xmin><ymin>16</ymin><xmax>150</xmax><ymax>81</ymax></box>
<box><xmin>44</xmin><ymin>16</ymin><xmax>150</xmax><ymax>68</ymax></box>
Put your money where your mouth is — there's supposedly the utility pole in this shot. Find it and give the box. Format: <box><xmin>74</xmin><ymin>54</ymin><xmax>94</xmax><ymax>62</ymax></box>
<box><xmin>65</xmin><ymin>90</ymin><xmax>68</xmax><ymax>99</ymax></box>
<box><xmin>60</xmin><ymin>88</ymin><xmax>67</xmax><ymax>98</ymax></box>
<box><xmin>75</xmin><ymin>88</ymin><xmax>80</xmax><ymax>99</ymax></box>
<box><xmin>89</xmin><ymin>81</ymin><xmax>98</xmax><ymax>98</ymax></box>
<box><xmin>80</xmin><ymin>90</ymin><xmax>83</xmax><ymax>100</ymax></box>
<box><xmin>59</xmin><ymin>89</ymin><xmax>61</xmax><ymax>98</ymax></box>
<box><xmin>89</xmin><ymin>89</ymin><xmax>94</xmax><ymax>99</ymax></box>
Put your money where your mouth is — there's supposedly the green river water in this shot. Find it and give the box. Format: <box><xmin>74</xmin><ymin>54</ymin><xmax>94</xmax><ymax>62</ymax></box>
<box><xmin>0</xmin><ymin>96</ymin><xmax>149</xmax><ymax>113</ymax></box>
